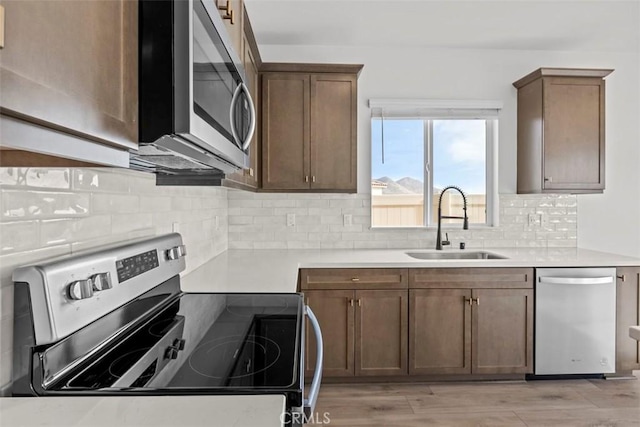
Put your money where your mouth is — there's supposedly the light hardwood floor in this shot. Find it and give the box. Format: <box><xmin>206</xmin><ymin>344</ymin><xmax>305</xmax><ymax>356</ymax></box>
<box><xmin>311</xmin><ymin>373</ymin><xmax>640</xmax><ymax>426</ymax></box>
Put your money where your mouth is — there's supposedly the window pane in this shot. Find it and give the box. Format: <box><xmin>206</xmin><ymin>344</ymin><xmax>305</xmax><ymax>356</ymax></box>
<box><xmin>432</xmin><ymin>120</ymin><xmax>486</xmax><ymax>225</ymax></box>
<box><xmin>371</xmin><ymin>119</ymin><xmax>425</xmax><ymax>227</ymax></box>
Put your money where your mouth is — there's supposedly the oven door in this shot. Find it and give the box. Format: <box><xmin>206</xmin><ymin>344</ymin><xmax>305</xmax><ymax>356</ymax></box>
<box><xmin>182</xmin><ymin>0</ymin><xmax>256</xmax><ymax>168</ymax></box>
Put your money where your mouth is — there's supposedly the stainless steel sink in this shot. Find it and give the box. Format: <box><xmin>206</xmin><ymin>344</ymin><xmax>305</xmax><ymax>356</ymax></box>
<box><xmin>405</xmin><ymin>251</ymin><xmax>508</xmax><ymax>260</ymax></box>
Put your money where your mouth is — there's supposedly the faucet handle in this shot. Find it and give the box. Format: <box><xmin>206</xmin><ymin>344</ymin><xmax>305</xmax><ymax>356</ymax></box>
<box><xmin>442</xmin><ymin>232</ymin><xmax>451</xmax><ymax>246</ymax></box>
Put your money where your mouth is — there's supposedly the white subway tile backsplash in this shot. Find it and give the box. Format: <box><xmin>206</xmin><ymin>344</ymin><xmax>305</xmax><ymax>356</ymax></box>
<box><xmin>2</xmin><ymin>191</ymin><xmax>90</xmax><ymax>219</ymax></box>
<box><xmin>0</xmin><ymin>168</ymin><xmax>71</xmax><ymax>190</ymax></box>
<box><xmin>227</xmin><ymin>192</ymin><xmax>577</xmax><ymax>250</ymax></box>
<box><xmin>0</xmin><ymin>221</ymin><xmax>39</xmax><ymax>253</ymax></box>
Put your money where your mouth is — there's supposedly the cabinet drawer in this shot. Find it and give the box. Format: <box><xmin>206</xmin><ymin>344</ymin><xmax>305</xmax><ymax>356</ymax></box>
<box><xmin>409</xmin><ymin>268</ymin><xmax>533</xmax><ymax>289</ymax></box>
<box><xmin>300</xmin><ymin>268</ymin><xmax>408</xmax><ymax>290</ymax></box>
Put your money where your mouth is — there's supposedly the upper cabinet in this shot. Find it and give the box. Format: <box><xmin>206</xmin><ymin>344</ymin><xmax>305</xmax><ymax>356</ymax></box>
<box><xmin>514</xmin><ymin>68</ymin><xmax>613</xmax><ymax>194</ymax></box>
<box><xmin>261</xmin><ymin>64</ymin><xmax>362</xmax><ymax>193</ymax></box>
<box><xmin>0</xmin><ymin>0</ymin><xmax>137</xmax><ymax>166</ymax></box>
<box><xmin>216</xmin><ymin>0</ymin><xmax>244</xmax><ymax>59</ymax></box>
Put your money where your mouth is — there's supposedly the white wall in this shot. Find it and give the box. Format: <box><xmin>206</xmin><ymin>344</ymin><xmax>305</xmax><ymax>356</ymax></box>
<box><xmin>258</xmin><ymin>44</ymin><xmax>640</xmax><ymax>257</ymax></box>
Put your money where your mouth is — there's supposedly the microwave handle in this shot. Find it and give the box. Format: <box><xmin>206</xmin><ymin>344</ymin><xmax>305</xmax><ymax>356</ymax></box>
<box><xmin>229</xmin><ymin>82</ymin><xmax>256</xmax><ymax>152</ymax></box>
<box><xmin>303</xmin><ymin>305</ymin><xmax>323</xmax><ymax>418</ymax></box>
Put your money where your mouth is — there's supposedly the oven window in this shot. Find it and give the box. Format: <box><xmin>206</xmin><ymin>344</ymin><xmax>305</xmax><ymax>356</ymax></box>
<box><xmin>192</xmin><ymin>0</ymin><xmax>242</xmax><ymax>145</ymax></box>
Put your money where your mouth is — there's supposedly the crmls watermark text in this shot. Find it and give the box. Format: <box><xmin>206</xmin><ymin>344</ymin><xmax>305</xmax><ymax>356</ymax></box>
<box><xmin>280</xmin><ymin>411</ymin><xmax>331</xmax><ymax>425</ymax></box>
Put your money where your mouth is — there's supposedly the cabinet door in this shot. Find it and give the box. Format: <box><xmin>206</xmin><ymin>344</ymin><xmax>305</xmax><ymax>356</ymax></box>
<box><xmin>472</xmin><ymin>289</ymin><xmax>533</xmax><ymax>374</ymax></box>
<box><xmin>0</xmin><ymin>0</ymin><xmax>137</xmax><ymax>150</ymax></box>
<box><xmin>615</xmin><ymin>267</ymin><xmax>640</xmax><ymax>374</ymax></box>
<box><xmin>355</xmin><ymin>290</ymin><xmax>408</xmax><ymax>376</ymax></box>
<box><xmin>304</xmin><ymin>290</ymin><xmax>354</xmax><ymax>377</ymax></box>
<box><xmin>262</xmin><ymin>73</ymin><xmax>310</xmax><ymax>190</ymax></box>
<box><xmin>409</xmin><ymin>289</ymin><xmax>471</xmax><ymax>375</ymax></box>
<box><xmin>543</xmin><ymin>77</ymin><xmax>605</xmax><ymax>191</ymax></box>
<box><xmin>310</xmin><ymin>74</ymin><xmax>357</xmax><ymax>191</ymax></box>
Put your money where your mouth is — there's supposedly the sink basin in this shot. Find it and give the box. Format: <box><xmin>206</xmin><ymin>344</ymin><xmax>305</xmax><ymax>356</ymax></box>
<box><xmin>405</xmin><ymin>251</ymin><xmax>508</xmax><ymax>260</ymax></box>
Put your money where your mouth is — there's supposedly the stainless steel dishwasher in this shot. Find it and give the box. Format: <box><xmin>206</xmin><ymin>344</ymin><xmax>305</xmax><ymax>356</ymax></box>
<box><xmin>535</xmin><ymin>267</ymin><xmax>616</xmax><ymax>375</ymax></box>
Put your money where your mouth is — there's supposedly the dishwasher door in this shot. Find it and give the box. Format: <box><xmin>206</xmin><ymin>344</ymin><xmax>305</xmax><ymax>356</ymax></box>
<box><xmin>535</xmin><ymin>268</ymin><xmax>616</xmax><ymax>375</ymax></box>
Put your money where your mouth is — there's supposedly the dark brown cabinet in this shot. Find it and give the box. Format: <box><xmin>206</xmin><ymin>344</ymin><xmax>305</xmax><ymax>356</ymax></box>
<box><xmin>0</xmin><ymin>0</ymin><xmax>137</xmax><ymax>165</ymax></box>
<box><xmin>301</xmin><ymin>268</ymin><xmax>408</xmax><ymax>378</ymax></box>
<box><xmin>409</xmin><ymin>289</ymin><xmax>471</xmax><ymax>375</ymax></box>
<box><xmin>615</xmin><ymin>267</ymin><xmax>640</xmax><ymax>374</ymax></box>
<box><xmin>261</xmin><ymin>64</ymin><xmax>361</xmax><ymax>192</ymax></box>
<box><xmin>514</xmin><ymin>68</ymin><xmax>613</xmax><ymax>194</ymax></box>
<box><xmin>304</xmin><ymin>290</ymin><xmax>354</xmax><ymax>377</ymax></box>
<box><xmin>409</xmin><ymin>268</ymin><xmax>533</xmax><ymax>376</ymax></box>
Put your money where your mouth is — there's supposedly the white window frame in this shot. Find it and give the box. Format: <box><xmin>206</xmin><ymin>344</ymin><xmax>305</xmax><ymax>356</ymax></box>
<box><xmin>369</xmin><ymin>99</ymin><xmax>501</xmax><ymax>228</ymax></box>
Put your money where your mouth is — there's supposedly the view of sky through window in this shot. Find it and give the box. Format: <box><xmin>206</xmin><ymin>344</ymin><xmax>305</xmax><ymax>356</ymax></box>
<box><xmin>371</xmin><ymin>118</ymin><xmax>488</xmax><ymax>227</ymax></box>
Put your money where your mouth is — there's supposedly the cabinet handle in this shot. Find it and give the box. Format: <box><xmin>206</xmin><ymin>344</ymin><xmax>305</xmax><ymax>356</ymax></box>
<box><xmin>305</xmin><ymin>176</ymin><xmax>309</xmax><ymax>183</ymax></box>
<box><xmin>474</xmin><ymin>297</ymin><xmax>480</xmax><ymax>305</ymax></box>
<box><xmin>358</xmin><ymin>299</ymin><xmax>361</xmax><ymax>307</ymax></box>
<box><xmin>349</xmin><ymin>298</ymin><xmax>354</xmax><ymax>307</ymax></box>
<box><xmin>617</xmin><ymin>274</ymin><xmax>626</xmax><ymax>282</ymax></box>
<box><xmin>218</xmin><ymin>0</ymin><xmax>235</xmax><ymax>24</ymax></box>
<box><xmin>544</xmin><ymin>176</ymin><xmax>552</xmax><ymax>183</ymax></box>
<box><xmin>351</xmin><ymin>277</ymin><xmax>360</xmax><ymax>282</ymax></box>
<box><xmin>465</xmin><ymin>297</ymin><xmax>473</xmax><ymax>306</ymax></box>
<box><xmin>0</xmin><ymin>5</ymin><xmax>5</xmax><ymax>49</ymax></box>
<box><xmin>312</xmin><ymin>176</ymin><xmax>316</xmax><ymax>183</ymax></box>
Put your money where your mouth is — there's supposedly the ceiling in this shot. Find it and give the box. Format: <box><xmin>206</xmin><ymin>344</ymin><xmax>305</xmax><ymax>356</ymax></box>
<box><xmin>244</xmin><ymin>0</ymin><xmax>640</xmax><ymax>52</ymax></box>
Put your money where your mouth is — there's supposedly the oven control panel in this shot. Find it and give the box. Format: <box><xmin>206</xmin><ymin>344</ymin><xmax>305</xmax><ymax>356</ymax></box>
<box><xmin>116</xmin><ymin>250</ymin><xmax>159</xmax><ymax>283</ymax></box>
<box><xmin>13</xmin><ymin>233</ymin><xmax>186</xmax><ymax>345</ymax></box>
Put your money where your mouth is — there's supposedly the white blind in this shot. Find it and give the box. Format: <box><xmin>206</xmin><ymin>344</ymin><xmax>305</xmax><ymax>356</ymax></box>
<box><xmin>369</xmin><ymin>99</ymin><xmax>502</xmax><ymax>119</ymax></box>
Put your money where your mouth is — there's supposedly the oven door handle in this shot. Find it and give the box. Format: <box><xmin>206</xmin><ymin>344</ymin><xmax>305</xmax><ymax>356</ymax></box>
<box><xmin>304</xmin><ymin>305</ymin><xmax>323</xmax><ymax>418</ymax></box>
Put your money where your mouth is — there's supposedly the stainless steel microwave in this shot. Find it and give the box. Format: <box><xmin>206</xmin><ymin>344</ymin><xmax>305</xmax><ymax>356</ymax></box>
<box><xmin>133</xmin><ymin>0</ymin><xmax>256</xmax><ymax>176</ymax></box>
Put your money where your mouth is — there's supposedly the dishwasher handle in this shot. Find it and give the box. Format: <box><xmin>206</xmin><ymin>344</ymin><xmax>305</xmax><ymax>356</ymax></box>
<box><xmin>304</xmin><ymin>305</ymin><xmax>323</xmax><ymax>418</ymax></box>
<box><xmin>538</xmin><ymin>276</ymin><xmax>614</xmax><ymax>285</ymax></box>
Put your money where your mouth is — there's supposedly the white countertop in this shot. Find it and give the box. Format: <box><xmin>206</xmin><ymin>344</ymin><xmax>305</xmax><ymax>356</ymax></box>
<box><xmin>181</xmin><ymin>247</ymin><xmax>640</xmax><ymax>293</ymax></box>
<box><xmin>0</xmin><ymin>395</ymin><xmax>285</xmax><ymax>427</ymax></box>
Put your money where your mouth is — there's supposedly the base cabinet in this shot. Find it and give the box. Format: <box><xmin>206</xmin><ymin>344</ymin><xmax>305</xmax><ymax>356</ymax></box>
<box><xmin>409</xmin><ymin>289</ymin><xmax>471</xmax><ymax>375</ymax></box>
<box><xmin>355</xmin><ymin>290</ymin><xmax>408</xmax><ymax>376</ymax></box>
<box><xmin>301</xmin><ymin>268</ymin><xmax>408</xmax><ymax>378</ymax></box>
<box><xmin>304</xmin><ymin>290</ymin><xmax>354</xmax><ymax>377</ymax></box>
<box><xmin>409</xmin><ymin>268</ymin><xmax>534</xmax><ymax>376</ymax></box>
<box><xmin>304</xmin><ymin>267</ymin><xmax>533</xmax><ymax>380</ymax></box>
<box><xmin>615</xmin><ymin>267</ymin><xmax>640</xmax><ymax>374</ymax></box>
<box><xmin>472</xmin><ymin>289</ymin><xmax>533</xmax><ymax>374</ymax></box>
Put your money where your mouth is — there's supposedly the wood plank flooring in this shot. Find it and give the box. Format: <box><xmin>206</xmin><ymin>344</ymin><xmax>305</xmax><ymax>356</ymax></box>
<box><xmin>311</xmin><ymin>372</ymin><xmax>640</xmax><ymax>426</ymax></box>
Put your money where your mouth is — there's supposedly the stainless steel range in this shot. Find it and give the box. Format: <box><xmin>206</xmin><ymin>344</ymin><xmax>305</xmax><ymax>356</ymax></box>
<box><xmin>12</xmin><ymin>233</ymin><xmax>323</xmax><ymax>425</ymax></box>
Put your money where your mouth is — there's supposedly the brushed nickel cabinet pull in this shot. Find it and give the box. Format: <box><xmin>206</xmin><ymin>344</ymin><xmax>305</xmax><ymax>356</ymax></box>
<box><xmin>312</xmin><ymin>176</ymin><xmax>316</xmax><ymax>183</ymax></box>
<box><xmin>465</xmin><ymin>297</ymin><xmax>473</xmax><ymax>306</ymax></box>
<box><xmin>351</xmin><ymin>277</ymin><xmax>360</xmax><ymax>282</ymax></box>
<box><xmin>0</xmin><ymin>5</ymin><xmax>5</xmax><ymax>49</ymax></box>
<box><xmin>357</xmin><ymin>299</ymin><xmax>361</xmax><ymax>307</ymax></box>
<box><xmin>474</xmin><ymin>297</ymin><xmax>480</xmax><ymax>305</ymax></box>
<box><xmin>218</xmin><ymin>0</ymin><xmax>235</xmax><ymax>24</ymax></box>
<box><xmin>349</xmin><ymin>298</ymin><xmax>354</xmax><ymax>307</ymax></box>
<box><xmin>617</xmin><ymin>274</ymin><xmax>626</xmax><ymax>282</ymax></box>
<box><xmin>544</xmin><ymin>176</ymin><xmax>552</xmax><ymax>183</ymax></box>
<box><xmin>305</xmin><ymin>176</ymin><xmax>309</xmax><ymax>183</ymax></box>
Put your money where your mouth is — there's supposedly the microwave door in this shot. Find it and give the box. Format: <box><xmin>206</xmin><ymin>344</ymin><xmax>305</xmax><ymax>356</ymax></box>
<box><xmin>191</xmin><ymin>3</ymin><xmax>235</xmax><ymax>141</ymax></box>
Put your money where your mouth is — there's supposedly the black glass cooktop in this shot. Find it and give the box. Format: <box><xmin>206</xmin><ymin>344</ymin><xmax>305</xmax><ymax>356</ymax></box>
<box><xmin>60</xmin><ymin>293</ymin><xmax>304</xmax><ymax>394</ymax></box>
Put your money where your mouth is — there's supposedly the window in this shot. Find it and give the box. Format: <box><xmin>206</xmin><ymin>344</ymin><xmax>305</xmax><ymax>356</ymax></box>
<box><xmin>370</xmin><ymin>100</ymin><xmax>500</xmax><ymax>228</ymax></box>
